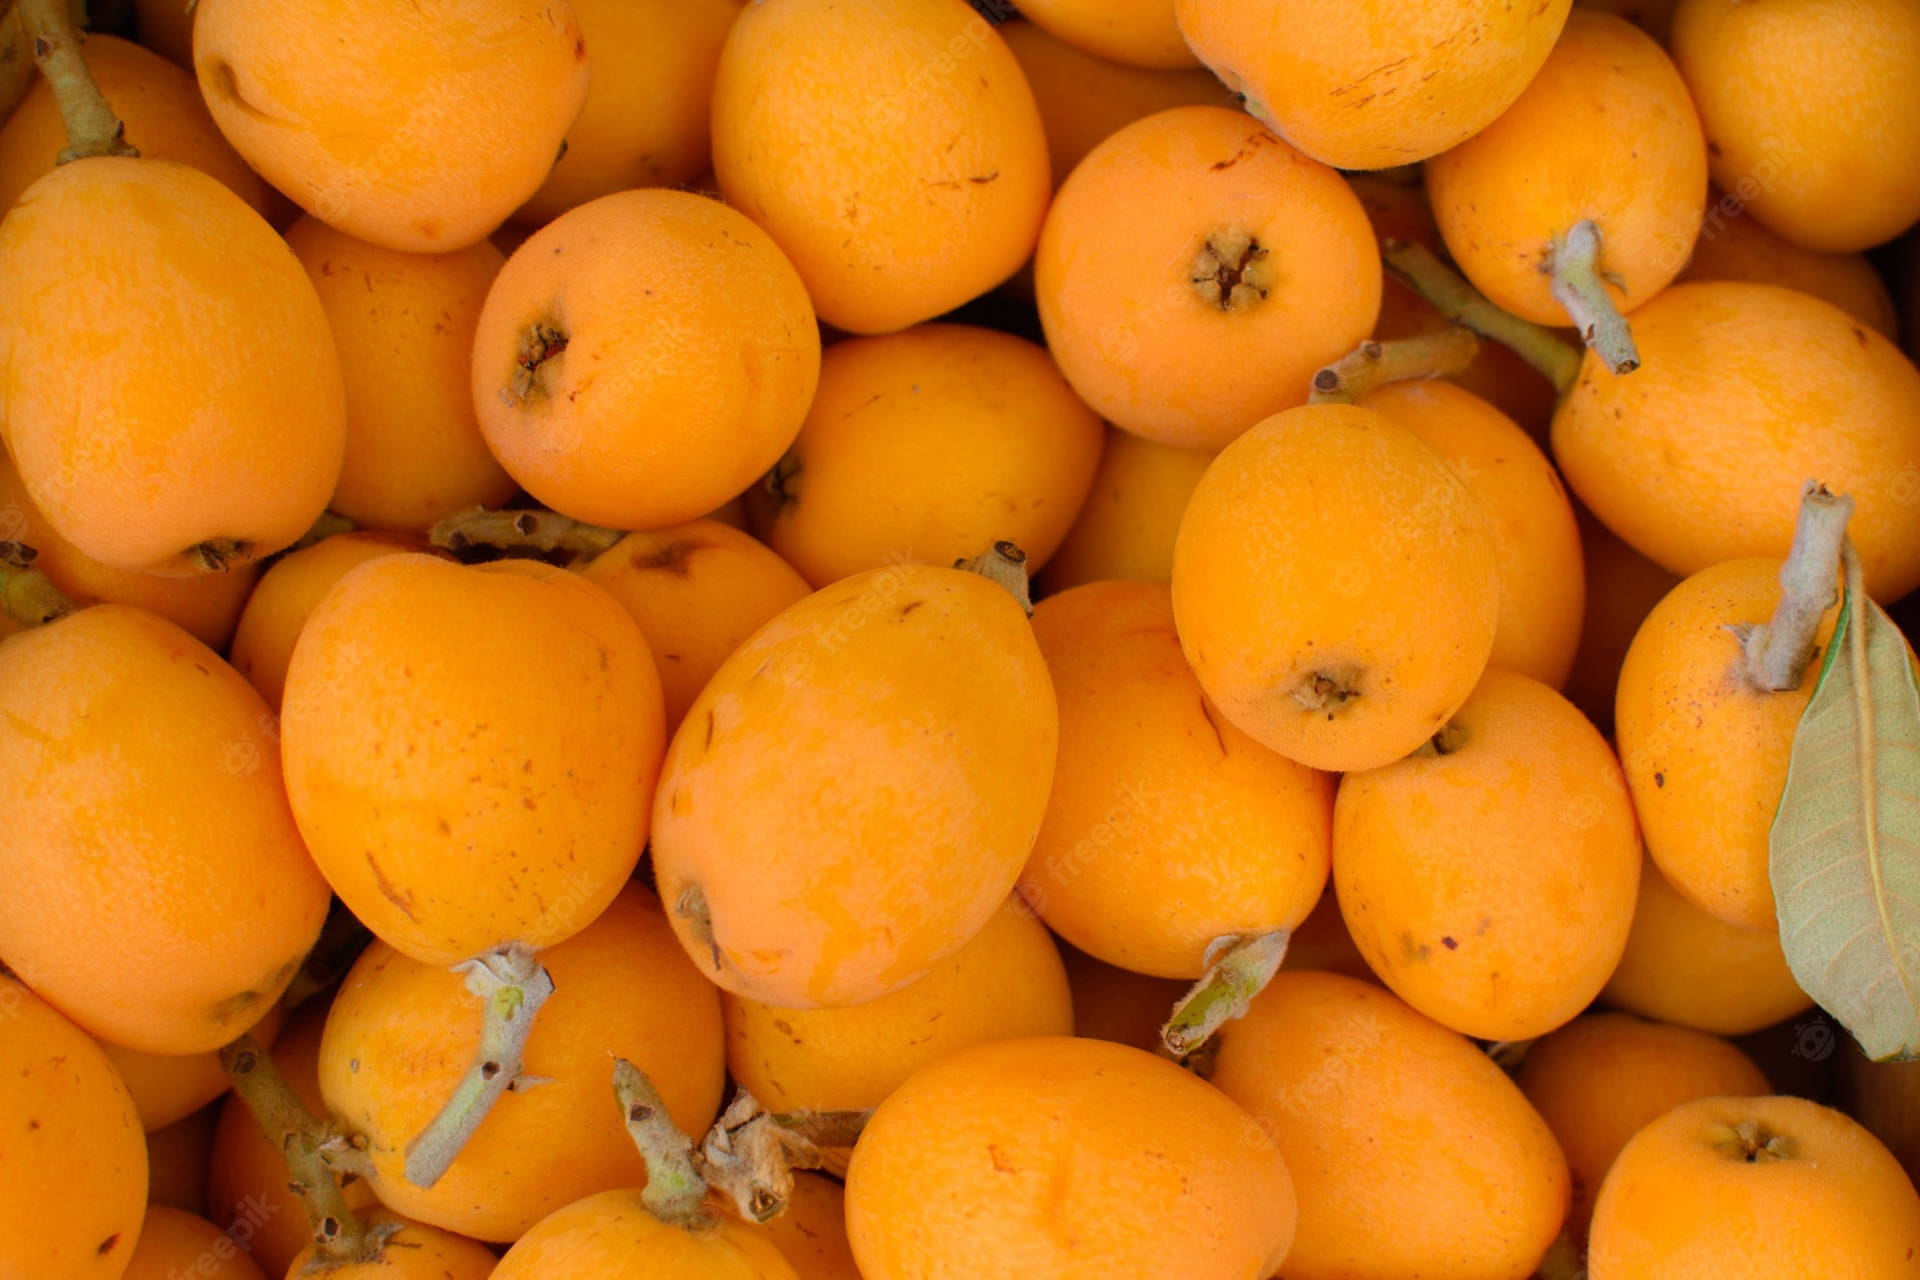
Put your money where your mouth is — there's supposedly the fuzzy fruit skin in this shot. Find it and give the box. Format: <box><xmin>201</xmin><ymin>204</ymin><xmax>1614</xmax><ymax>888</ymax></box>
<box><xmin>1601</xmin><ymin>854</ymin><xmax>1813</xmax><ymax>1035</ymax></box>
<box><xmin>746</xmin><ymin>324</ymin><xmax>1104</xmax><ymax>587</ymax></box>
<box><xmin>1359</xmin><ymin>380</ymin><xmax>1585</xmax><ymax>689</ymax></box>
<box><xmin>1677</xmin><ymin>191</ymin><xmax>1899</xmax><ymax>336</ymax></box>
<box><xmin>472</xmin><ymin>187</ymin><xmax>820</xmax><ymax>532</ymax></box>
<box><xmin>1210</xmin><ymin>971</ymin><xmax>1569</xmax><ymax>1280</ymax></box>
<box><xmin>282</xmin><ymin>217</ymin><xmax>516</xmax><ymax>532</ymax></box>
<box><xmin>1670</xmin><ymin>0</ymin><xmax>1920</xmax><ymax>253</ymax></box>
<box><xmin>1551</xmin><ymin>281</ymin><xmax>1920</xmax><ymax>603</ymax></box>
<box><xmin>711</xmin><ymin>0</ymin><xmax>1050</xmax><ymax>335</ymax></box>
<box><xmin>725</xmin><ymin>896</ymin><xmax>1074</xmax><ymax>1114</ymax></box>
<box><xmin>999</xmin><ymin>18</ymin><xmax>1233</xmax><ymax>192</ymax></box>
<box><xmin>1589</xmin><ymin>1096</ymin><xmax>1920</xmax><ymax>1277</ymax></box>
<box><xmin>319</xmin><ymin>884</ymin><xmax>724</xmax><ymax>1243</ymax></box>
<box><xmin>1020</xmin><ymin>580</ymin><xmax>1332</xmax><ymax>978</ymax></box>
<box><xmin>280</xmin><ymin>553</ymin><xmax>663</xmax><ymax>967</ymax></box>
<box><xmin>0</xmin><ymin>451</ymin><xmax>259</xmax><ymax>652</ymax></box>
<box><xmin>1171</xmin><ymin>402</ymin><xmax>1500</xmax><ymax>773</ymax></box>
<box><xmin>515</xmin><ymin>0</ymin><xmax>743</xmax><ymax>223</ymax></box>
<box><xmin>0</xmin><ymin>32</ymin><xmax>268</xmax><ymax>216</ymax></box>
<box><xmin>1038</xmin><ymin>429</ymin><xmax>1215</xmax><ymax>592</ymax></box>
<box><xmin>118</xmin><ymin>1206</ymin><xmax>264</xmax><ymax>1280</ymax></box>
<box><xmin>192</xmin><ymin>0</ymin><xmax>589</xmax><ymax>252</ymax></box>
<box><xmin>1614</xmin><ymin>557</ymin><xmax>1837</xmax><ymax>931</ymax></box>
<box><xmin>651</xmin><ymin>563</ymin><xmax>1057</xmax><ymax>1009</ymax></box>
<box><xmin>757</xmin><ymin>1172</ymin><xmax>861</xmax><ymax>1280</ymax></box>
<box><xmin>1174</xmin><ymin>0</ymin><xmax>1572</xmax><ymax>170</ymax></box>
<box><xmin>285</xmin><ymin>1210</ymin><xmax>499</xmax><ymax>1280</ymax></box>
<box><xmin>226</xmin><ymin>531</ymin><xmax>426</xmax><ymax>714</ymax></box>
<box><xmin>0</xmin><ymin>158</ymin><xmax>346</xmax><ymax>574</ymax></box>
<box><xmin>845</xmin><ymin>1036</ymin><xmax>1297</xmax><ymax>1280</ymax></box>
<box><xmin>1034</xmin><ymin>105</ymin><xmax>1381</xmax><ymax>451</ymax></box>
<box><xmin>1517</xmin><ymin>1013</ymin><xmax>1770</xmax><ymax>1238</ymax></box>
<box><xmin>1011</xmin><ymin>0</ymin><xmax>1198</xmax><ymax>69</ymax></box>
<box><xmin>0</xmin><ymin>976</ymin><xmax>148</xmax><ymax>1280</ymax></box>
<box><xmin>0</xmin><ymin>606</ymin><xmax>329</xmax><ymax>1055</ymax></box>
<box><xmin>1426</xmin><ymin>8</ymin><xmax>1708</xmax><ymax>327</ymax></box>
<box><xmin>491</xmin><ymin>1191</ymin><xmax>800</xmax><ymax>1279</ymax></box>
<box><xmin>581</xmin><ymin>520</ymin><xmax>813</xmax><ymax>739</ymax></box>
<box><xmin>103</xmin><ymin>1001</ymin><xmax>285</xmax><ymax>1133</ymax></box>
<box><xmin>1335</xmin><ymin>669</ymin><xmax>1641</xmax><ymax>1042</ymax></box>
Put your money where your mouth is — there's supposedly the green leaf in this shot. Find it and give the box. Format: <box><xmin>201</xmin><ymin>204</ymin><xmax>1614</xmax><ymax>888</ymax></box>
<box><xmin>1770</xmin><ymin>553</ymin><xmax>1920</xmax><ymax>1062</ymax></box>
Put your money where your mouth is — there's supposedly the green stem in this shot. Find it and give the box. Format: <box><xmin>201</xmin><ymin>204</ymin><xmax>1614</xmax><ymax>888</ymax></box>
<box><xmin>698</xmin><ymin>1091</ymin><xmax>871</xmax><ymax>1223</ymax></box>
<box><xmin>0</xmin><ymin>542</ymin><xmax>75</xmax><ymax>626</ymax></box>
<box><xmin>219</xmin><ymin>1035</ymin><xmax>396</xmax><ymax>1267</ymax></box>
<box><xmin>429</xmin><ymin>505</ymin><xmax>624</xmax><ymax>563</ymax></box>
<box><xmin>955</xmin><ymin>540</ymin><xmax>1032</xmax><ymax>616</ymax></box>
<box><xmin>1308</xmin><ymin>328</ymin><xmax>1483</xmax><ymax>405</ymax></box>
<box><xmin>613</xmin><ymin>1058</ymin><xmax>716</xmax><ymax>1231</ymax></box>
<box><xmin>1381</xmin><ymin>239</ymin><xmax>1582</xmax><ymax>397</ymax></box>
<box><xmin>1550</xmin><ymin>220</ymin><xmax>1639</xmax><ymax>376</ymax></box>
<box><xmin>403</xmin><ymin>943</ymin><xmax>554</xmax><ymax>1189</ymax></box>
<box><xmin>1734</xmin><ymin>481</ymin><xmax>1854</xmax><ymax>692</ymax></box>
<box><xmin>1160</xmin><ymin>931</ymin><xmax>1290</xmax><ymax>1058</ymax></box>
<box><xmin>17</xmin><ymin>0</ymin><xmax>133</xmax><ymax>161</ymax></box>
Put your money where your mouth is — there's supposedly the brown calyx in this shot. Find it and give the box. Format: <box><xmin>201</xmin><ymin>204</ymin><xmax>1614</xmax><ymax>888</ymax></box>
<box><xmin>1716</xmin><ymin>1119</ymin><xmax>1797</xmax><ymax>1164</ymax></box>
<box><xmin>507</xmin><ymin>321</ymin><xmax>569</xmax><ymax>404</ymax></box>
<box><xmin>1191</xmin><ymin>228</ymin><xmax>1277</xmax><ymax>312</ymax></box>
<box><xmin>1291</xmin><ymin>668</ymin><xmax>1362</xmax><ymax>717</ymax></box>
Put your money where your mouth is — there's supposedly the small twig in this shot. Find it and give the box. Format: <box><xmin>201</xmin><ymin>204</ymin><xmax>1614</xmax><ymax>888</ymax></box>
<box><xmin>1549</xmin><ymin>220</ymin><xmax>1639</xmax><ymax>376</ymax></box>
<box><xmin>1733</xmin><ymin>481</ymin><xmax>1854</xmax><ymax>692</ymax></box>
<box><xmin>697</xmin><ymin>1091</ymin><xmax>870</xmax><ymax>1223</ymax></box>
<box><xmin>614</xmin><ymin>1058</ymin><xmax>716</xmax><ymax>1231</ymax></box>
<box><xmin>955</xmin><ymin>540</ymin><xmax>1032</xmax><ymax>616</ymax></box>
<box><xmin>403</xmin><ymin>944</ymin><xmax>555</xmax><ymax>1189</ymax></box>
<box><xmin>17</xmin><ymin>0</ymin><xmax>134</xmax><ymax>161</ymax></box>
<box><xmin>0</xmin><ymin>542</ymin><xmax>75</xmax><ymax>626</ymax></box>
<box><xmin>1161</xmin><ymin>931</ymin><xmax>1290</xmax><ymax>1058</ymax></box>
<box><xmin>219</xmin><ymin>1035</ymin><xmax>396</xmax><ymax>1267</ymax></box>
<box><xmin>429</xmin><ymin>505</ymin><xmax>624</xmax><ymax>563</ymax></box>
<box><xmin>1382</xmin><ymin>239</ymin><xmax>1583</xmax><ymax>396</ymax></box>
<box><xmin>1309</xmin><ymin>328</ymin><xmax>1482</xmax><ymax>405</ymax></box>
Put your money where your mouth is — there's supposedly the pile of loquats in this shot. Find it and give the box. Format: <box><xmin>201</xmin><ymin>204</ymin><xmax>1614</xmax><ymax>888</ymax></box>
<box><xmin>3</xmin><ymin>0</ymin><xmax>1920</xmax><ymax>1277</ymax></box>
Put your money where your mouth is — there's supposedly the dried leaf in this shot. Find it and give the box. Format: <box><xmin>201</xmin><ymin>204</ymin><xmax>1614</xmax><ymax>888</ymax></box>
<box><xmin>1770</xmin><ymin>552</ymin><xmax>1920</xmax><ymax>1061</ymax></box>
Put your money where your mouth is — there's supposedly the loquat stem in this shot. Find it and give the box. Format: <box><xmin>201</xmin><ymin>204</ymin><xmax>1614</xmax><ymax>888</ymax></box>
<box><xmin>430</xmin><ymin>504</ymin><xmax>624</xmax><ymax>563</ymax></box>
<box><xmin>1550</xmin><ymin>220</ymin><xmax>1639</xmax><ymax>375</ymax></box>
<box><xmin>219</xmin><ymin>1035</ymin><xmax>396</xmax><ymax>1267</ymax></box>
<box><xmin>614</xmin><ymin>1058</ymin><xmax>717</xmax><ymax>1231</ymax></box>
<box><xmin>955</xmin><ymin>540</ymin><xmax>1032</xmax><ymax>616</ymax></box>
<box><xmin>17</xmin><ymin>0</ymin><xmax>133</xmax><ymax>161</ymax></box>
<box><xmin>284</xmin><ymin>511</ymin><xmax>357</xmax><ymax>556</ymax></box>
<box><xmin>1309</xmin><ymin>328</ymin><xmax>1483</xmax><ymax>405</ymax></box>
<box><xmin>1161</xmin><ymin>930</ymin><xmax>1290</xmax><ymax>1058</ymax></box>
<box><xmin>698</xmin><ymin>1090</ymin><xmax>871</xmax><ymax>1223</ymax></box>
<box><xmin>1381</xmin><ymin>239</ymin><xmax>1583</xmax><ymax>396</ymax></box>
<box><xmin>403</xmin><ymin>943</ymin><xmax>555</xmax><ymax>1189</ymax></box>
<box><xmin>1733</xmin><ymin>481</ymin><xmax>1854</xmax><ymax>693</ymax></box>
<box><xmin>0</xmin><ymin>542</ymin><xmax>75</xmax><ymax>626</ymax></box>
